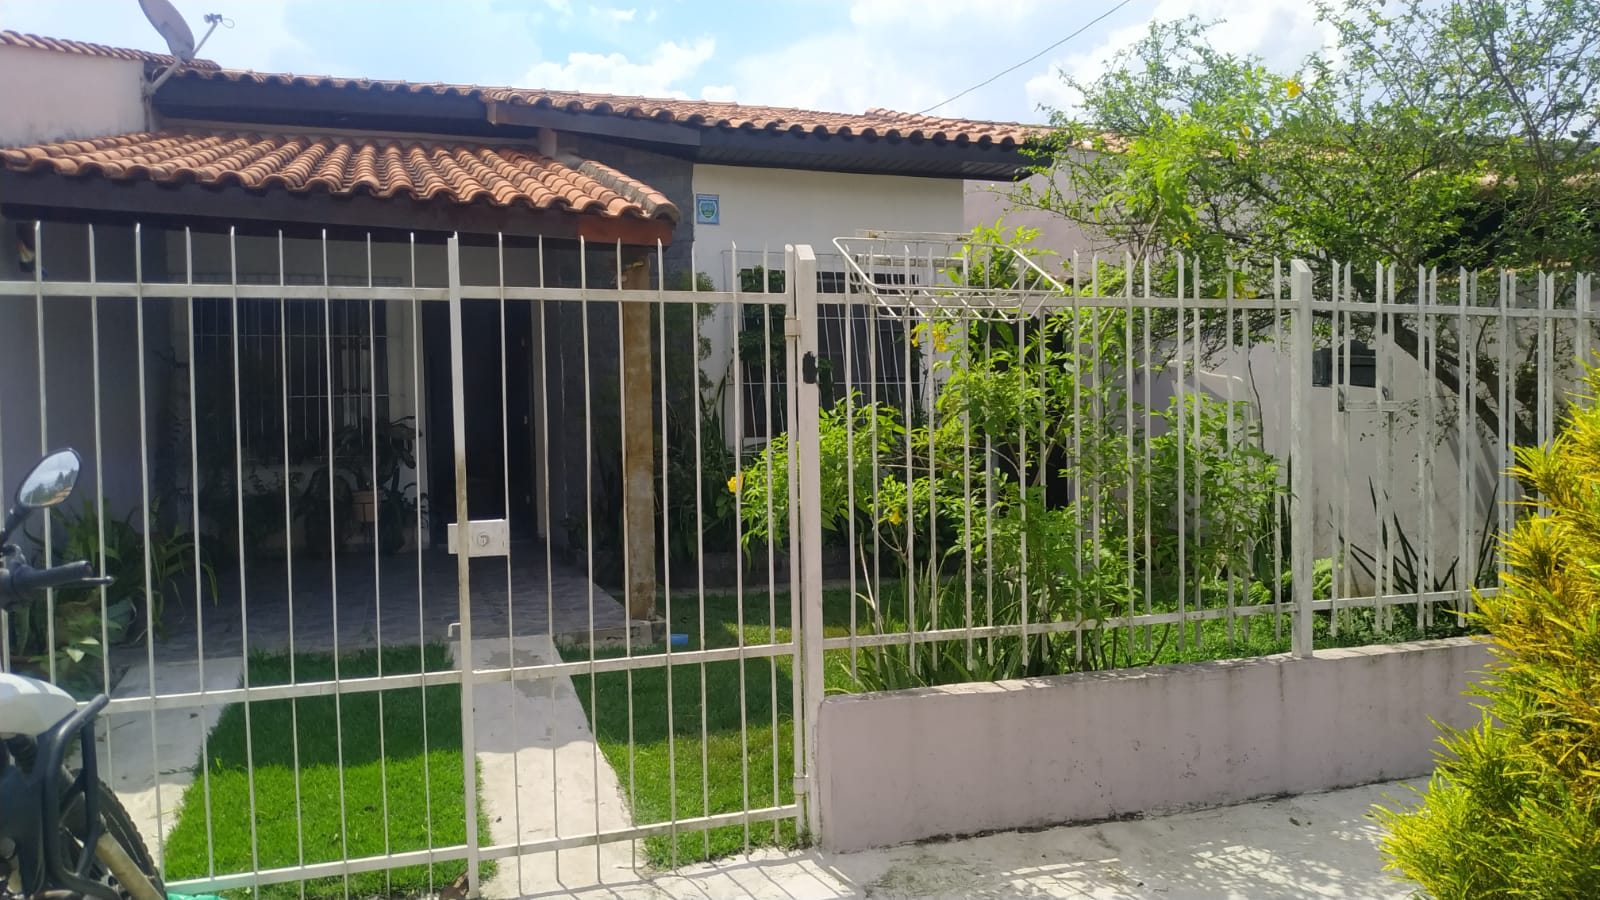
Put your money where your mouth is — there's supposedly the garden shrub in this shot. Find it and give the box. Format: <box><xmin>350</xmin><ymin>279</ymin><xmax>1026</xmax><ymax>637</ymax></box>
<box><xmin>1375</xmin><ymin>367</ymin><xmax>1600</xmax><ymax>898</ymax></box>
<box><xmin>735</xmin><ymin>231</ymin><xmax>1285</xmax><ymax>687</ymax></box>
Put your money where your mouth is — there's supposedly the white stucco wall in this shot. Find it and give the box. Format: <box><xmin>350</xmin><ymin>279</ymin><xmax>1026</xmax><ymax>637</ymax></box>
<box><xmin>818</xmin><ymin>636</ymin><xmax>1489</xmax><ymax>852</ymax></box>
<box><xmin>965</xmin><ymin>174</ymin><xmax>1107</xmax><ymax>272</ymax></box>
<box><xmin>0</xmin><ymin>46</ymin><xmax>146</xmax><ymax>147</ymax></box>
<box><xmin>690</xmin><ymin>165</ymin><xmax>966</xmax><ymax>285</ymax></box>
<box><xmin>689</xmin><ymin>164</ymin><xmax>965</xmax><ymax>446</ymax></box>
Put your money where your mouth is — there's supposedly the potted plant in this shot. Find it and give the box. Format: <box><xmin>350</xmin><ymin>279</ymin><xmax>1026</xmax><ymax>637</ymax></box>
<box><xmin>311</xmin><ymin>416</ymin><xmax>421</xmax><ymax>555</ymax></box>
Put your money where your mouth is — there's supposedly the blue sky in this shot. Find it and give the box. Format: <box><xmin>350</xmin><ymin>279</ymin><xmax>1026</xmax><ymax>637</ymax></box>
<box><xmin>1</xmin><ymin>0</ymin><xmax>1335</xmax><ymax>123</ymax></box>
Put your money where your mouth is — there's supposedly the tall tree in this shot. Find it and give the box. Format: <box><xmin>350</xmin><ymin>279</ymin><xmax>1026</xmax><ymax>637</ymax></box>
<box><xmin>1018</xmin><ymin>0</ymin><xmax>1600</xmax><ymax>446</ymax></box>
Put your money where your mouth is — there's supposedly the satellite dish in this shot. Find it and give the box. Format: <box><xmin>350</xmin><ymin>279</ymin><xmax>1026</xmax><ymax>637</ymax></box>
<box><xmin>139</xmin><ymin>0</ymin><xmax>196</xmax><ymax>61</ymax></box>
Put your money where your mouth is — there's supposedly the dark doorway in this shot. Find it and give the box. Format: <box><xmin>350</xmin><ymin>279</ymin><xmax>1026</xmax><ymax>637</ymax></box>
<box><xmin>423</xmin><ymin>300</ymin><xmax>537</xmax><ymax>545</ymax></box>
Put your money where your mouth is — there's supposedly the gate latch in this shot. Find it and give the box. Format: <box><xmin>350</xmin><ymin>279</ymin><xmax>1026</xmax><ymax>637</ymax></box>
<box><xmin>447</xmin><ymin>519</ymin><xmax>510</xmax><ymax>557</ymax></box>
<box><xmin>802</xmin><ymin>352</ymin><xmax>818</xmax><ymax>385</ymax></box>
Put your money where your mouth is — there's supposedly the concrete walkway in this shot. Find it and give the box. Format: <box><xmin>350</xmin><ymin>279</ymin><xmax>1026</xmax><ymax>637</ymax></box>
<box><xmin>509</xmin><ymin>781</ymin><xmax>1418</xmax><ymax>899</ymax></box>
<box><xmin>94</xmin><ymin>656</ymin><xmax>245</xmax><ymax>851</ymax></box>
<box><xmin>459</xmin><ymin>635</ymin><xmax>638</xmax><ymax>899</ymax></box>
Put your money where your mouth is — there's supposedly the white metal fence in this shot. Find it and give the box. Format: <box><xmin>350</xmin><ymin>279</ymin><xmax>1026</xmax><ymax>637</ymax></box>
<box><xmin>777</xmin><ymin>238</ymin><xmax>1590</xmax><ymax>690</ymax></box>
<box><xmin>0</xmin><ymin>220</ymin><xmax>1592</xmax><ymax>895</ymax></box>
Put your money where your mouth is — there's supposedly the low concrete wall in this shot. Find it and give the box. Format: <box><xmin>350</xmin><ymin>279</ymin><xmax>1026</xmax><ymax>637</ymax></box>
<box><xmin>817</xmin><ymin>637</ymin><xmax>1489</xmax><ymax>852</ymax></box>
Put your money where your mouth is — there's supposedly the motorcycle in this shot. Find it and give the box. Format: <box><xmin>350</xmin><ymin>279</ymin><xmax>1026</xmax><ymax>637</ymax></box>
<box><xmin>0</xmin><ymin>449</ymin><xmax>165</xmax><ymax>900</ymax></box>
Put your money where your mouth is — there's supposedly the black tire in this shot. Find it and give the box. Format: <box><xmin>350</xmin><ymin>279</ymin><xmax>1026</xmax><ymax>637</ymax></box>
<box><xmin>61</xmin><ymin>772</ymin><xmax>165</xmax><ymax>900</ymax></box>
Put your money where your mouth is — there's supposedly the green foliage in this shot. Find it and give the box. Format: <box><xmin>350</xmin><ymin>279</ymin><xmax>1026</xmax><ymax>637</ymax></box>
<box><xmin>736</xmin><ymin>225</ymin><xmax>1285</xmax><ymax>687</ymax></box>
<box><xmin>657</xmin><ymin>274</ymin><xmax>742</xmax><ymax>562</ymax></box>
<box><xmin>299</xmin><ymin>416</ymin><xmax>422</xmax><ymax>556</ymax></box>
<box><xmin>9</xmin><ymin>497</ymin><xmax>215</xmax><ymax>693</ymax></box>
<box><xmin>1375</xmin><ymin>365</ymin><xmax>1600</xmax><ymax>897</ymax></box>
<box><xmin>1026</xmin><ymin>1</ymin><xmax>1600</xmax><ymax>447</ymax></box>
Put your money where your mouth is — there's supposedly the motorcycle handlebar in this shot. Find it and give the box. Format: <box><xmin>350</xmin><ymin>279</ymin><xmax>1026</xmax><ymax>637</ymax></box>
<box><xmin>3</xmin><ymin>560</ymin><xmax>108</xmax><ymax>597</ymax></box>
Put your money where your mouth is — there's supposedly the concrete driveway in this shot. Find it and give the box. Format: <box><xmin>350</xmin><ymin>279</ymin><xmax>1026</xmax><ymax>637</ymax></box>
<box><xmin>507</xmin><ymin>780</ymin><xmax>1421</xmax><ymax>899</ymax></box>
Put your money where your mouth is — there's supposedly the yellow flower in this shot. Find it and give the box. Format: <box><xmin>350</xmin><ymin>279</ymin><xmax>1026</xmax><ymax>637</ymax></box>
<box><xmin>910</xmin><ymin>334</ymin><xmax>921</xmax><ymax>348</ymax></box>
<box><xmin>727</xmin><ymin>474</ymin><xmax>741</xmax><ymax>495</ymax></box>
<box><xmin>1284</xmin><ymin>79</ymin><xmax>1303</xmax><ymax>98</ymax></box>
<box><xmin>888</xmin><ymin>510</ymin><xmax>903</xmax><ymax>526</ymax></box>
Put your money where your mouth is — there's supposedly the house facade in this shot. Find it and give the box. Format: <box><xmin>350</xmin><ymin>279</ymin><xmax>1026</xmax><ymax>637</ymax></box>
<box><xmin>0</xmin><ymin>31</ymin><xmax>1036</xmax><ymax>586</ymax></box>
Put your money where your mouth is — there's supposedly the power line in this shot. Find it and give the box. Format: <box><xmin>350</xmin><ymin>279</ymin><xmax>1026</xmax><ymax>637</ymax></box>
<box><xmin>915</xmin><ymin>0</ymin><xmax>1137</xmax><ymax>116</ymax></box>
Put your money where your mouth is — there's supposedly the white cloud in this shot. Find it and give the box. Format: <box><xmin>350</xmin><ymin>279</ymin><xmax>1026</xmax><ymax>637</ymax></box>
<box><xmin>724</xmin><ymin>0</ymin><xmax>1342</xmax><ymax>124</ymax></box>
<box><xmin>848</xmin><ymin>0</ymin><xmax>1040</xmax><ymax>30</ymax></box>
<box><xmin>543</xmin><ymin>0</ymin><xmax>573</xmax><ymax>15</ymax></box>
<box><xmin>1024</xmin><ymin>0</ymin><xmax>1338</xmax><ymax>118</ymax></box>
<box><xmin>520</xmin><ymin>38</ymin><xmax>715</xmax><ymax>97</ymax></box>
<box><xmin>701</xmin><ymin>84</ymin><xmax>737</xmax><ymax>102</ymax></box>
<box><xmin>727</xmin><ymin>32</ymin><xmax>956</xmax><ymax>115</ymax></box>
<box><xmin>598</xmin><ymin>7</ymin><xmax>636</xmax><ymax>23</ymax></box>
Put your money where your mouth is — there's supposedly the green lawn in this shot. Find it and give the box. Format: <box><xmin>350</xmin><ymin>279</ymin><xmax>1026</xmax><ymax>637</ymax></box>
<box><xmin>162</xmin><ymin>646</ymin><xmax>493</xmax><ymax>899</ymax></box>
<box><xmin>564</xmin><ymin>579</ymin><xmax>1470</xmax><ymax>869</ymax></box>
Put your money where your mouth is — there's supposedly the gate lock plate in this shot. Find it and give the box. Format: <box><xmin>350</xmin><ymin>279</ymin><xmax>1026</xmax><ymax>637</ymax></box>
<box><xmin>447</xmin><ymin>519</ymin><xmax>510</xmax><ymax>557</ymax></box>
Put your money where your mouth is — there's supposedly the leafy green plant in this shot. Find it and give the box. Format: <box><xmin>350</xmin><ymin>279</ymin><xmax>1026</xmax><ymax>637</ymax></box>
<box><xmin>10</xmin><ymin>497</ymin><xmax>216</xmax><ymax>691</ymax></box>
<box><xmin>1375</xmin><ymin>365</ymin><xmax>1600</xmax><ymax>897</ymax></box>
<box><xmin>657</xmin><ymin>273</ymin><xmax>742</xmax><ymax>563</ymax></box>
<box><xmin>737</xmin><ymin>224</ymin><xmax>1289</xmax><ymax>688</ymax></box>
<box><xmin>299</xmin><ymin>416</ymin><xmax>421</xmax><ymax>556</ymax></box>
<box><xmin>1349</xmin><ymin>479</ymin><xmax>1502</xmax><ymax>598</ymax></box>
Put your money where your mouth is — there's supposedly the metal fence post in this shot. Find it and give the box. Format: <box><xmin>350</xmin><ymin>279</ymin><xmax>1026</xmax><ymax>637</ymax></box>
<box><xmin>1289</xmin><ymin>260</ymin><xmax>1316</xmax><ymax>658</ymax></box>
<box><xmin>446</xmin><ymin>234</ymin><xmax>480</xmax><ymax>896</ymax></box>
<box><xmin>788</xmin><ymin>245</ymin><xmax>826</xmax><ymax>840</ymax></box>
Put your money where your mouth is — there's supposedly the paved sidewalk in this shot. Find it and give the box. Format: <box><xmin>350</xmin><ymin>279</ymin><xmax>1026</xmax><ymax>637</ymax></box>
<box><xmin>512</xmin><ymin>780</ymin><xmax>1420</xmax><ymax>899</ymax></box>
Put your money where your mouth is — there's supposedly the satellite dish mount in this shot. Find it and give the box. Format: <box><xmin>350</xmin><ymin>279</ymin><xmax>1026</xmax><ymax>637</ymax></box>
<box><xmin>138</xmin><ymin>0</ymin><xmax>225</xmax><ymax>97</ymax></box>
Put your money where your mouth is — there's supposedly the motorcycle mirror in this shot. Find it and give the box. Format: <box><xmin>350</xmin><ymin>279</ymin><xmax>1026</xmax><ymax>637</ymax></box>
<box><xmin>16</xmin><ymin>449</ymin><xmax>81</xmax><ymax>510</ymax></box>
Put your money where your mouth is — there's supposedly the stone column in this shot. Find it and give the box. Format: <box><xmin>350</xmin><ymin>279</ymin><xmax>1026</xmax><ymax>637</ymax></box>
<box><xmin>620</xmin><ymin>257</ymin><xmax>657</xmax><ymax>620</ymax></box>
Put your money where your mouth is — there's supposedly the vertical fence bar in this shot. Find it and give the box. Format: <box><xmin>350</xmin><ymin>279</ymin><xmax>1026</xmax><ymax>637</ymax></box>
<box><xmin>1175</xmin><ymin>255</ymin><xmax>1188</xmax><ymax>651</ymax></box>
<box><xmin>1328</xmin><ymin>265</ymin><xmax>1343</xmax><ymax>636</ymax></box>
<box><xmin>132</xmin><ymin>223</ymin><xmax>166</xmax><ymax>868</ymax></box>
<box><xmin>409</xmin><ymin>234</ymin><xmax>436</xmax><ymax>893</ymax></box>
<box><xmin>1190</xmin><ymin>262</ymin><xmax>1204</xmax><ymax>649</ymax></box>
<box><xmin>1417</xmin><ymin>266</ymin><xmax>1432</xmax><ymax>627</ymax></box>
<box><xmin>1497</xmin><ymin>271</ymin><xmax>1512</xmax><ymax>579</ymax></box>
<box><xmin>1071</xmin><ymin>253</ymin><xmax>1085</xmax><ymax>665</ymax></box>
<box><xmin>321</xmin><ymin>231</ymin><xmax>352</xmax><ymax>900</ymax></box>
<box><xmin>227</xmin><ymin>228</ymin><xmax>264</xmax><ymax>889</ymax></box>
<box><xmin>87</xmin><ymin>225</ymin><xmax>114</xmax><ymax>780</ymax></box>
<box><xmin>791</xmin><ymin>245</ymin><xmax>825</xmax><ymax>841</ymax></box>
<box><xmin>1456</xmin><ymin>268</ymin><xmax>1471</xmax><ymax>608</ymax></box>
<box><xmin>1123</xmin><ymin>253</ymin><xmax>1137</xmax><ymax>659</ymax></box>
<box><xmin>1578</xmin><ymin>273</ymin><xmax>1591</xmax><ymax>369</ymax></box>
<box><xmin>1271</xmin><ymin>260</ymin><xmax>1285</xmax><ymax>640</ymax></box>
<box><xmin>656</xmin><ymin>240</ymin><xmax>680</xmax><ymax>864</ymax></box>
<box><xmin>1289</xmin><ymin>261</ymin><xmax>1316</xmax><ymax>657</ymax></box>
<box><xmin>1376</xmin><ymin>263</ymin><xmax>1393</xmax><ymax>629</ymax></box>
<box><xmin>1339</xmin><ymin>264</ymin><xmax>1354</xmax><ymax>624</ymax></box>
<box><xmin>1142</xmin><ymin>258</ymin><xmax>1154</xmax><ymax>651</ymax></box>
<box><xmin>33</xmin><ymin>221</ymin><xmax>56</xmax><ymax>686</ymax></box>
<box><xmin>445</xmin><ymin>235</ymin><xmax>480</xmax><ymax>898</ymax></box>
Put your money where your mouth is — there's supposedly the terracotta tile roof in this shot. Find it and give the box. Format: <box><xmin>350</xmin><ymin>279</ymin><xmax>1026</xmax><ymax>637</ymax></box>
<box><xmin>170</xmin><ymin>69</ymin><xmax>1042</xmax><ymax>145</ymax></box>
<box><xmin>0</xmin><ymin>131</ymin><xmax>678</xmax><ymax>221</ymax></box>
<box><xmin>0</xmin><ymin>30</ymin><xmax>219</xmax><ymax>69</ymax></box>
<box><xmin>487</xmin><ymin>91</ymin><xmax>1040</xmax><ymax>145</ymax></box>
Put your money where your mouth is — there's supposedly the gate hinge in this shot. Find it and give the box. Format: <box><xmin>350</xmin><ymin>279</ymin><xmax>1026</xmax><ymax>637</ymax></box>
<box><xmin>802</xmin><ymin>351</ymin><xmax>817</xmax><ymax>385</ymax></box>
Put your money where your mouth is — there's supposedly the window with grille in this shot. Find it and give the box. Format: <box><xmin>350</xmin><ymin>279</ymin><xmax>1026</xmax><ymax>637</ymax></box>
<box><xmin>190</xmin><ymin>275</ymin><xmax>392</xmax><ymax>465</ymax></box>
<box><xmin>737</xmin><ymin>268</ymin><xmax>918</xmax><ymax>439</ymax></box>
